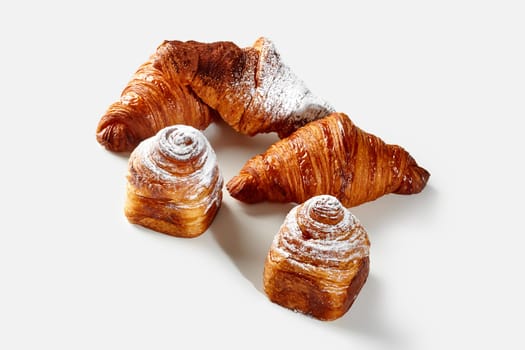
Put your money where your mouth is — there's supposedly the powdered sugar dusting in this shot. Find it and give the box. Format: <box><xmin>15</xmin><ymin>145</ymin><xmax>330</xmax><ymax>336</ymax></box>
<box><xmin>128</xmin><ymin>125</ymin><xmax>223</xmax><ymax>210</ymax></box>
<box><xmin>159</xmin><ymin>125</ymin><xmax>206</xmax><ymax>163</ymax></box>
<box><xmin>255</xmin><ymin>38</ymin><xmax>335</xmax><ymax>129</ymax></box>
<box><xmin>273</xmin><ymin>195</ymin><xmax>369</xmax><ymax>266</ymax></box>
<box><xmin>297</xmin><ymin>195</ymin><xmax>353</xmax><ymax>241</ymax></box>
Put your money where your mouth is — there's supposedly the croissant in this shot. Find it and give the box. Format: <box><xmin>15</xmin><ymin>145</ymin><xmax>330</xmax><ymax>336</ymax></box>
<box><xmin>227</xmin><ymin>112</ymin><xmax>430</xmax><ymax>207</ymax></box>
<box><xmin>124</xmin><ymin>125</ymin><xmax>223</xmax><ymax>237</ymax></box>
<box><xmin>188</xmin><ymin>37</ymin><xmax>334</xmax><ymax>137</ymax></box>
<box><xmin>96</xmin><ymin>37</ymin><xmax>334</xmax><ymax>152</ymax></box>
<box><xmin>96</xmin><ymin>43</ymin><xmax>218</xmax><ymax>152</ymax></box>
<box><xmin>263</xmin><ymin>195</ymin><xmax>370</xmax><ymax>321</ymax></box>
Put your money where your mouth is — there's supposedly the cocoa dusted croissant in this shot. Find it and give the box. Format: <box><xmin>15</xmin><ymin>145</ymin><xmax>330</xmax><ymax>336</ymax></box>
<box><xmin>227</xmin><ymin>112</ymin><xmax>430</xmax><ymax>207</ymax></box>
<box><xmin>96</xmin><ymin>37</ymin><xmax>334</xmax><ymax>152</ymax></box>
<box><xmin>189</xmin><ymin>37</ymin><xmax>334</xmax><ymax>138</ymax></box>
<box><xmin>264</xmin><ymin>195</ymin><xmax>370</xmax><ymax>320</ymax></box>
<box><xmin>124</xmin><ymin>125</ymin><xmax>223</xmax><ymax>237</ymax></box>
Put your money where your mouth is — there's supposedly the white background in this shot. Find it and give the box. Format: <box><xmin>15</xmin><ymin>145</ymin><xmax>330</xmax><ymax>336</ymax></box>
<box><xmin>1</xmin><ymin>1</ymin><xmax>524</xmax><ymax>349</ymax></box>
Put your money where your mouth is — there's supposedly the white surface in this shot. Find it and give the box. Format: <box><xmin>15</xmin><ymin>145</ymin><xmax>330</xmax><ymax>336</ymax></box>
<box><xmin>1</xmin><ymin>1</ymin><xmax>524</xmax><ymax>349</ymax></box>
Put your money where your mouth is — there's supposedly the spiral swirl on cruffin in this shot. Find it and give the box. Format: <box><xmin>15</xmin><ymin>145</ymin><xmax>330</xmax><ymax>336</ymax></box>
<box><xmin>129</xmin><ymin>125</ymin><xmax>220</xmax><ymax>197</ymax></box>
<box><xmin>272</xmin><ymin>195</ymin><xmax>369</xmax><ymax>271</ymax></box>
<box><xmin>125</xmin><ymin>125</ymin><xmax>223</xmax><ymax>237</ymax></box>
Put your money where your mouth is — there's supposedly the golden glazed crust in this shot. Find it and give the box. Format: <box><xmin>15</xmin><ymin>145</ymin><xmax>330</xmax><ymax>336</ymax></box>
<box><xmin>263</xmin><ymin>254</ymin><xmax>369</xmax><ymax>321</ymax></box>
<box><xmin>124</xmin><ymin>187</ymin><xmax>222</xmax><ymax>238</ymax></box>
<box><xmin>96</xmin><ymin>41</ymin><xmax>219</xmax><ymax>152</ymax></box>
<box><xmin>227</xmin><ymin>112</ymin><xmax>430</xmax><ymax>207</ymax></box>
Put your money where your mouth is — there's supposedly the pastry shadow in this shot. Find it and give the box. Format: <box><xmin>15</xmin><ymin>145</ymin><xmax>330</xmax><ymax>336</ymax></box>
<box><xmin>204</xmin><ymin>119</ymin><xmax>279</xmax><ymax>155</ymax></box>
<box><xmin>95</xmin><ymin>137</ymin><xmax>132</xmax><ymax>160</ymax></box>
<box><xmin>126</xmin><ymin>220</ymin><xmax>219</xmax><ymax>255</ymax></box>
<box><xmin>209</xmin><ymin>201</ymin><xmax>289</xmax><ymax>294</ymax></box>
<box><xmin>108</xmin><ymin>150</ymin><xmax>132</xmax><ymax>160</ymax></box>
<box><xmin>326</xmin><ymin>186</ymin><xmax>438</xmax><ymax>346</ymax></box>
<box><xmin>330</xmin><ymin>275</ymin><xmax>408</xmax><ymax>348</ymax></box>
<box><xmin>351</xmin><ymin>184</ymin><xmax>439</xmax><ymax>236</ymax></box>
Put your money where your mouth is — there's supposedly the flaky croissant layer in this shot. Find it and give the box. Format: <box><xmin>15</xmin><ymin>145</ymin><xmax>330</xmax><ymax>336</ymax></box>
<box><xmin>227</xmin><ymin>112</ymin><xmax>430</xmax><ymax>207</ymax></box>
<box><xmin>96</xmin><ymin>41</ymin><xmax>220</xmax><ymax>152</ymax></box>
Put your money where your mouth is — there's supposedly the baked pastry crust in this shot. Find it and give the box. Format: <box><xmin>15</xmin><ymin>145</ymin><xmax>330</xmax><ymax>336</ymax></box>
<box><xmin>124</xmin><ymin>125</ymin><xmax>222</xmax><ymax>237</ymax></box>
<box><xmin>188</xmin><ymin>37</ymin><xmax>334</xmax><ymax>137</ymax></box>
<box><xmin>227</xmin><ymin>112</ymin><xmax>430</xmax><ymax>207</ymax></box>
<box><xmin>263</xmin><ymin>195</ymin><xmax>370</xmax><ymax>320</ymax></box>
<box><xmin>96</xmin><ymin>37</ymin><xmax>333</xmax><ymax>152</ymax></box>
<box><xmin>96</xmin><ymin>43</ymin><xmax>218</xmax><ymax>152</ymax></box>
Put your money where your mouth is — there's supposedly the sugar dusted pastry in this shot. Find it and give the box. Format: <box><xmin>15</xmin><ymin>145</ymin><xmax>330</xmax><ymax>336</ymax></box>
<box><xmin>190</xmin><ymin>37</ymin><xmax>335</xmax><ymax>138</ymax></box>
<box><xmin>124</xmin><ymin>125</ymin><xmax>222</xmax><ymax>237</ymax></box>
<box><xmin>263</xmin><ymin>195</ymin><xmax>370</xmax><ymax>321</ymax></box>
<box><xmin>96</xmin><ymin>37</ymin><xmax>334</xmax><ymax>152</ymax></box>
<box><xmin>227</xmin><ymin>112</ymin><xmax>430</xmax><ymax>207</ymax></box>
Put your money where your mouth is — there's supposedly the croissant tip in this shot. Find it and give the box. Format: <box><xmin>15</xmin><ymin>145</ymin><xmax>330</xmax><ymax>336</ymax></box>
<box><xmin>396</xmin><ymin>157</ymin><xmax>431</xmax><ymax>195</ymax></box>
<box><xmin>96</xmin><ymin>121</ymin><xmax>138</xmax><ymax>153</ymax></box>
<box><xmin>414</xmin><ymin>166</ymin><xmax>431</xmax><ymax>192</ymax></box>
<box><xmin>226</xmin><ymin>174</ymin><xmax>263</xmax><ymax>203</ymax></box>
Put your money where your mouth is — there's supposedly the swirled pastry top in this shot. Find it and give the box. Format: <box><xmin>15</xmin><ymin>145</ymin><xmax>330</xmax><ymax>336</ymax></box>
<box><xmin>272</xmin><ymin>195</ymin><xmax>370</xmax><ymax>270</ymax></box>
<box><xmin>127</xmin><ymin>125</ymin><xmax>222</xmax><ymax>208</ymax></box>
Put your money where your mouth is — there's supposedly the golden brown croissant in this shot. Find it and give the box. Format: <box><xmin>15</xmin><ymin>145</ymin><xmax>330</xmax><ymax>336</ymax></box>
<box><xmin>96</xmin><ymin>37</ymin><xmax>334</xmax><ymax>152</ymax></box>
<box><xmin>124</xmin><ymin>125</ymin><xmax>223</xmax><ymax>237</ymax></box>
<box><xmin>96</xmin><ymin>43</ymin><xmax>218</xmax><ymax>152</ymax></box>
<box><xmin>227</xmin><ymin>112</ymin><xmax>430</xmax><ymax>207</ymax></box>
<box><xmin>263</xmin><ymin>195</ymin><xmax>370</xmax><ymax>321</ymax></box>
